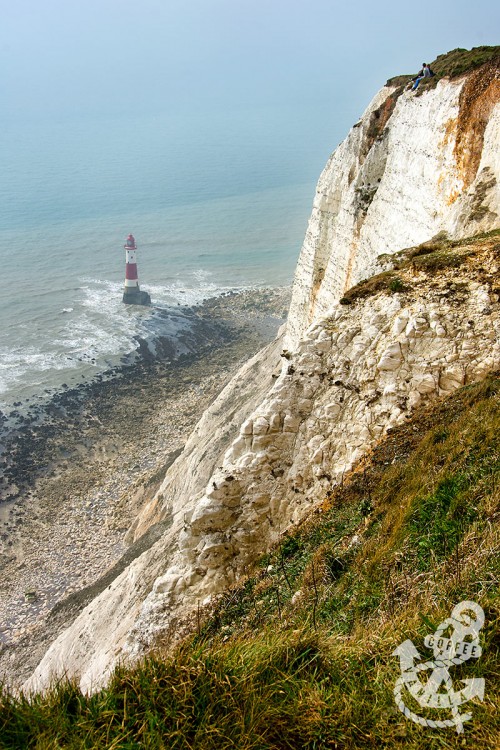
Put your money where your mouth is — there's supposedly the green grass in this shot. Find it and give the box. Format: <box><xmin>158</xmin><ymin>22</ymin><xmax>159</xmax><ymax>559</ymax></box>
<box><xmin>1</xmin><ymin>373</ymin><xmax>498</xmax><ymax>749</ymax></box>
<box><xmin>336</xmin><ymin>229</ymin><xmax>500</xmax><ymax>305</ymax></box>
<box><xmin>2</xmin><ymin>219</ymin><xmax>499</xmax><ymax>747</ymax></box>
<box><xmin>386</xmin><ymin>45</ymin><xmax>500</xmax><ymax>86</ymax></box>
<box><xmin>431</xmin><ymin>46</ymin><xmax>500</xmax><ymax>79</ymax></box>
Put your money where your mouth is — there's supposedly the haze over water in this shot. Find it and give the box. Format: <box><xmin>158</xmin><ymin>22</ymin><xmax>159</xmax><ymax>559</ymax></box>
<box><xmin>0</xmin><ymin>105</ymin><xmax>336</xmax><ymax>410</ymax></box>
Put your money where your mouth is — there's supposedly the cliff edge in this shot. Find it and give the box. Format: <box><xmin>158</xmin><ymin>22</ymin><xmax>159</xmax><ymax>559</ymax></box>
<box><xmin>286</xmin><ymin>50</ymin><xmax>500</xmax><ymax>346</ymax></box>
<box><xmin>25</xmin><ymin>49</ymin><xmax>500</xmax><ymax>694</ymax></box>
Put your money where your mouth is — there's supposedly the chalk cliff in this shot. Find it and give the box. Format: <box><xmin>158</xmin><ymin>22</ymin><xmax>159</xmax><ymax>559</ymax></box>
<box><xmin>286</xmin><ymin>58</ymin><xmax>500</xmax><ymax>346</ymax></box>
<box><xmin>26</xmin><ymin>55</ymin><xmax>500</xmax><ymax>694</ymax></box>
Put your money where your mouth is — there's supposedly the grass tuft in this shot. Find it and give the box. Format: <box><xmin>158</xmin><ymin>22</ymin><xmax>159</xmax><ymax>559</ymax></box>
<box><xmin>339</xmin><ymin>229</ymin><xmax>499</xmax><ymax>304</ymax></box>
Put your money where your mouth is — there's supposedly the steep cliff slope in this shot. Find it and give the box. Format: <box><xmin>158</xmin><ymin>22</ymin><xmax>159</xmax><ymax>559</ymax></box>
<box><xmin>25</xmin><ymin>51</ymin><xmax>500</xmax><ymax>694</ymax></box>
<box><xmin>4</xmin><ymin>374</ymin><xmax>499</xmax><ymax>748</ymax></box>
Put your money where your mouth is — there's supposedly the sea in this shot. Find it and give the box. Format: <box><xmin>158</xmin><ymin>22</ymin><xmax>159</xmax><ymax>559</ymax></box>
<box><xmin>0</xmin><ymin>106</ymin><xmax>336</xmax><ymax>414</ymax></box>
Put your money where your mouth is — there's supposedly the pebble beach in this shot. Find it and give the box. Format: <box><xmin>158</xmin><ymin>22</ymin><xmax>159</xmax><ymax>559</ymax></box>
<box><xmin>0</xmin><ymin>287</ymin><xmax>290</xmax><ymax>688</ymax></box>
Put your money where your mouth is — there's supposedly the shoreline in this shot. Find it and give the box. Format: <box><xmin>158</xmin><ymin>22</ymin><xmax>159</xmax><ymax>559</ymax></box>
<box><xmin>0</xmin><ymin>287</ymin><xmax>290</xmax><ymax>688</ymax></box>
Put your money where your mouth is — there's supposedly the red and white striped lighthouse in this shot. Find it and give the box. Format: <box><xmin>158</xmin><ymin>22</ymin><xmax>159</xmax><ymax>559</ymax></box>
<box><xmin>122</xmin><ymin>234</ymin><xmax>151</xmax><ymax>305</ymax></box>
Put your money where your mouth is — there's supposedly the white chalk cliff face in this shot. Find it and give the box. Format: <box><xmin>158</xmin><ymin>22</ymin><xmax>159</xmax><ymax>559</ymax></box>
<box><xmin>26</xmin><ymin>64</ymin><xmax>500</xmax><ymax>694</ymax></box>
<box><xmin>286</xmin><ymin>64</ymin><xmax>500</xmax><ymax>346</ymax></box>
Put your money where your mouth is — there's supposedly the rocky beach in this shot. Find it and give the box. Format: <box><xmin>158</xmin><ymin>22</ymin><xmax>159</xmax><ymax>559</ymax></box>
<box><xmin>0</xmin><ymin>287</ymin><xmax>290</xmax><ymax>688</ymax></box>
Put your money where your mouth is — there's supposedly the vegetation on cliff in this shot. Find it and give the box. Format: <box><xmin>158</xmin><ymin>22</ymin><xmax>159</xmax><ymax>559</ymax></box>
<box><xmin>368</xmin><ymin>46</ymin><xmax>500</xmax><ymax>152</ymax></box>
<box><xmin>339</xmin><ymin>228</ymin><xmax>500</xmax><ymax>304</ymax></box>
<box><xmin>1</xmin><ymin>229</ymin><xmax>499</xmax><ymax>747</ymax></box>
<box><xmin>386</xmin><ymin>44</ymin><xmax>500</xmax><ymax>88</ymax></box>
<box><xmin>1</xmin><ymin>364</ymin><xmax>498</xmax><ymax>747</ymax></box>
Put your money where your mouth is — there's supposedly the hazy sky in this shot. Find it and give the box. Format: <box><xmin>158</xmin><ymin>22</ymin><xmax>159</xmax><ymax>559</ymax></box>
<box><xmin>3</xmin><ymin>1</ymin><xmax>499</xmax><ymax>138</ymax></box>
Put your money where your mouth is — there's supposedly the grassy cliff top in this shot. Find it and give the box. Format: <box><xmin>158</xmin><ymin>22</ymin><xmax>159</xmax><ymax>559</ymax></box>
<box><xmin>386</xmin><ymin>45</ymin><xmax>500</xmax><ymax>87</ymax></box>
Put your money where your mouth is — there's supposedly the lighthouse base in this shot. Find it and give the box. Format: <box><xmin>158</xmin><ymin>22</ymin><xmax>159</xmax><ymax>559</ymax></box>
<box><xmin>123</xmin><ymin>289</ymin><xmax>151</xmax><ymax>306</ymax></box>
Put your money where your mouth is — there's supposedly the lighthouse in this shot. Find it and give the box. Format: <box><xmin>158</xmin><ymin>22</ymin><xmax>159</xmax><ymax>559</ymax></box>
<box><xmin>122</xmin><ymin>234</ymin><xmax>151</xmax><ymax>305</ymax></box>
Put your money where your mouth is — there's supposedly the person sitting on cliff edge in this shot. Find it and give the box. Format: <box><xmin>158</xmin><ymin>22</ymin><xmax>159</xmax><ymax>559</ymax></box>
<box><xmin>411</xmin><ymin>63</ymin><xmax>433</xmax><ymax>91</ymax></box>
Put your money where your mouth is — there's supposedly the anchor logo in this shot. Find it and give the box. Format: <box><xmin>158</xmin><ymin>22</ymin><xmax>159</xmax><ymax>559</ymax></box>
<box><xmin>392</xmin><ymin>600</ymin><xmax>485</xmax><ymax>733</ymax></box>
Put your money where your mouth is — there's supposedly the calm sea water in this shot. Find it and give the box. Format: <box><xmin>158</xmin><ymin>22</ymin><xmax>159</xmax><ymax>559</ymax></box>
<box><xmin>0</xmin><ymin>107</ymin><xmax>334</xmax><ymax>410</ymax></box>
